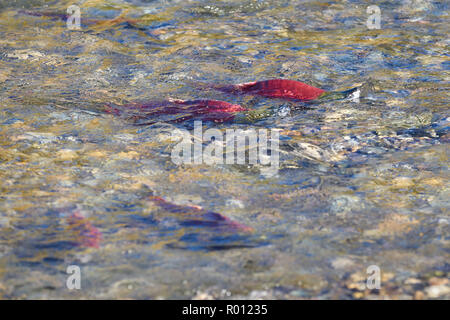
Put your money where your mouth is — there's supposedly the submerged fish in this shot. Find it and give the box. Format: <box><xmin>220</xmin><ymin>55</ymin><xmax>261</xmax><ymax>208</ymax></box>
<box><xmin>18</xmin><ymin>9</ymin><xmax>142</xmax><ymax>30</ymax></box>
<box><xmin>149</xmin><ymin>195</ymin><xmax>253</xmax><ymax>233</ymax></box>
<box><xmin>18</xmin><ymin>10</ymin><xmax>70</xmax><ymax>20</ymax></box>
<box><xmin>105</xmin><ymin>80</ymin><xmax>360</xmax><ymax>125</ymax></box>
<box><xmin>148</xmin><ymin>195</ymin><xmax>263</xmax><ymax>250</ymax></box>
<box><xmin>105</xmin><ymin>98</ymin><xmax>247</xmax><ymax>125</ymax></box>
<box><xmin>67</xmin><ymin>211</ymin><xmax>102</xmax><ymax>248</ymax></box>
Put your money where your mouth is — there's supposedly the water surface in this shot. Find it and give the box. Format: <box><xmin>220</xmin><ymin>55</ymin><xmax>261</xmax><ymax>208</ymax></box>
<box><xmin>0</xmin><ymin>0</ymin><xmax>448</xmax><ymax>299</ymax></box>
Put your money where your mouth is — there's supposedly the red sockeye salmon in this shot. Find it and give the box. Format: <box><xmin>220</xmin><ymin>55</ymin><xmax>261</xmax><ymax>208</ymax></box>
<box><xmin>149</xmin><ymin>195</ymin><xmax>253</xmax><ymax>233</ymax></box>
<box><xmin>67</xmin><ymin>211</ymin><xmax>102</xmax><ymax>248</ymax></box>
<box><xmin>212</xmin><ymin>79</ymin><xmax>326</xmax><ymax>101</ymax></box>
<box><xmin>105</xmin><ymin>98</ymin><xmax>247</xmax><ymax>125</ymax></box>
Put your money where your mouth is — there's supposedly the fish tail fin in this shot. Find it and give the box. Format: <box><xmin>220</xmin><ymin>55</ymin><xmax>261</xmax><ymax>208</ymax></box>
<box><xmin>341</xmin><ymin>86</ymin><xmax>361</xmax><ymax>102</ymax></box>
<box><xmin>340</xmin><ymin>86</ymin><xmax>360</xmax><ymax>98</ymax></box>
<box><xmin>318</xmin><ymin>86</ymin><xmax>361</xmax><ymax>102</ymax></box>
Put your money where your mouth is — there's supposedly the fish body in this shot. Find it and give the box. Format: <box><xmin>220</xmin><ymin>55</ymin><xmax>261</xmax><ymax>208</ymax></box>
<box><xmin>105</xmin><ymin>99</ymin><xmax>246</xmax><ymax>125</ymax></box>
<box><xmin>18</xmin><ymin>10</ymin><xmax>69</xmax><ymax>20</ymax></box>
<box><xmin>18</xmin><ymin>10</ymin><xmax>140</xmax><ymax>28</ymax></box>
<box><xmin>67</xmin><ymin>212</ymin><xmax>102</xmax><ymax>248</ymax></box>
<box><xmin>132</xmin><ymin>99</ymin><xmax>245</xmax><ymax>113</ymax></box>
<box><xmin>149</xmin><ymin>196</ymin><xmax>253</xmax><ymax>233</ymax></box>
<box><xmin>168</xmin><ymin>99</ymin><xmax>245</xmax><ymax>112</ymax></box>
<box><xmin>219</xmin><ymin>79</ymin><xmax>326</xmax><ymax>101</ymax></box>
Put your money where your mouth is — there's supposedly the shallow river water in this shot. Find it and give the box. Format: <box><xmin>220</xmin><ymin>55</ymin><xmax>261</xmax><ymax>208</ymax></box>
<box><xmin>0</xmin><ymin>0</ymin><xmax>448</xmax><ymax>299</ymax></box>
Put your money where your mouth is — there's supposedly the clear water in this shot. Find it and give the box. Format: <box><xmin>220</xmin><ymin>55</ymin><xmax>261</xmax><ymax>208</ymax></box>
<box><xmin>0</xmin><ymin>0</ymin><xmax>448</xmax><ymax>299</ymax></box>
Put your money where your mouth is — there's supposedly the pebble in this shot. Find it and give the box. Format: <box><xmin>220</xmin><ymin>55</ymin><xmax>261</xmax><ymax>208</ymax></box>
<box><xmin>0</xmin><ymin>216</ymin><xmax>10</xmax><ymax>228</ymax></box>
<box><xmin>331</xmin><ymin>257</ymin><xmax>355</xmax><ymax>270</ymax></box>
<box><xmin>248</xmin><ymin>290</ymin><xmax>271</xmax><ymax>300</ymax></box>
<box><xmin>6</xmin><ymin>49</ymin><xmax>44</xmax><ymax>60</ymax></box>
<box><xmin>192</xmin><ymin>291</ymin><xmax>214</xmax><ymax>300</ymax></box>
<box><xmin>425</xmin><ymin>285</ymin><xmax>450</xmax><ymax>298</ymax></box>
<box><xmin>414</xmin><ymin>291</ymin><xmax>425</xmax><ymax>300</ymax></box>
<box><xmin>405</xmin><ymin>278</ymin><xmax>421</xmax><ymax>285</ymax></box>
<box><xmin>226</xmin><ymin>199</ymin><xmax>245</xmax><ymax>209</ymax></box>
<box><xmin>330</xmin><ymin>195</ymin><xmax>363</xmax><ymax>217</ymax></box>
